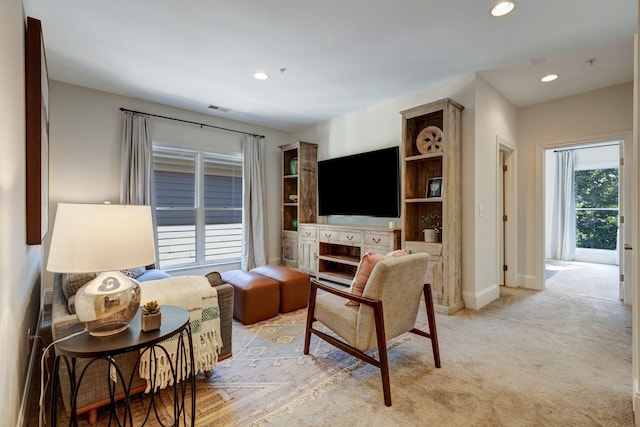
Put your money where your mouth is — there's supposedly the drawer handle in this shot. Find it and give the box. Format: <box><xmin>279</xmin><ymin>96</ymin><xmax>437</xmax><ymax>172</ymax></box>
<box><xmin>372</xmin><ymin>238</ymin><xmax>381</xmax><ymax>243</ymax></box>
<box><xmin>325</xmin><ymin>233</ymin><xmax>332</xmax><ymax>238</ymax></box>
<box><xmin>305</xmin><ymin>232</ymin><xmax>311</xmax><ymax>237</ymax></box>
<box><xmin>346</xmin><ymin>235</ymin><xmax>354</xmax><ymax>240</ymax></box>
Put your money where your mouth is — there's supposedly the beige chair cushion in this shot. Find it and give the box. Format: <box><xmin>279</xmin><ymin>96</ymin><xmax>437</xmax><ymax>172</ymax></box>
<box><xmin>314</xmin><ymin>293</ymin><xmax>359</xmax><ymax>345</ymax></box>
<box><xmin>356</xmin><ymin>253</ymin><xmax>430</xmax><ymax>351</ymax></box>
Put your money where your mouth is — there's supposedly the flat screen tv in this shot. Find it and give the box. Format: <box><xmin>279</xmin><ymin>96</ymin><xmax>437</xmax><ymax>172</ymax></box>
<box><xmin>318</xmin><ymin>146</ymin><xmax>400</xmax><ymax>218</ymax></box>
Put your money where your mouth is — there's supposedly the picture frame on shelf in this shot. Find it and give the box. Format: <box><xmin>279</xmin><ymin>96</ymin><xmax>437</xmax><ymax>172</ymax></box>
<box><xmin>426</xmin><ymin>177</ymin><xmax>443</xmax><ymax>198</ymax></box>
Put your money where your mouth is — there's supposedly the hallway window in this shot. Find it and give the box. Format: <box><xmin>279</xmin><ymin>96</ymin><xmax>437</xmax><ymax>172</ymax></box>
<box><xmin>575</xmin><ymin>168</ymin><xmax>618</xmax><ymax>250</ymax></box>
<box><xmin>153</xmin><ymin>146</ymin><xmax>243</xmax><ymax>269</ymax></box>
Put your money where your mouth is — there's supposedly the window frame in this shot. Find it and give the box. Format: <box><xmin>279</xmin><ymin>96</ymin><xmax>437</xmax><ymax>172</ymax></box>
<box><xmin>152</xmin><ymin>144</ymin><xmax>243</xmax><ymax>269</ymax></box>
<box><xmin>573</xmin><ymin>165</ymin><xmax>619</xmax><ymax>251</ymax></box>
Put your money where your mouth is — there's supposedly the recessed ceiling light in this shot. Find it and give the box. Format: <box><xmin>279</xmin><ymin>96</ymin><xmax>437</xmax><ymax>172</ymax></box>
<box><xmin>541</xmin><ymin>74</ymin><xmax>559</xmax><ymax>82</ymax></box>
<box><xmin>491</xmin><ymin>1</ymin><xmax>515</xmax><ymax>17</ymax></box>
<box><xmin>253</xmin><ymin>72</ymin><xmax>269</xmax><ymax>80</ymax></box>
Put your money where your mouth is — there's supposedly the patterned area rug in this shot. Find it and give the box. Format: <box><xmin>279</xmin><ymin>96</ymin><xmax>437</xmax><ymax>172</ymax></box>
<box><xmin>74</xmin><ymin>308</ymin><xmax>393</xmax><ymax>426</ymax></box>
<box><xmin>186</xmin><ymin>309</ymin><xmax>363</xmax><ymax>426</ymax></box>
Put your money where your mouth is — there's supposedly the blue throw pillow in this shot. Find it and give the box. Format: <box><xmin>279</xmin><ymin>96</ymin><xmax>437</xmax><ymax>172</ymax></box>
<box><xmin>136</xmin><ymin>269</ymin><xmax>172</xmax><ymax>282</ymax></box>
<box><xmin>120</xmin><ymin>267</ymin><xmax>147</xmax><ymax>279</ymax></box>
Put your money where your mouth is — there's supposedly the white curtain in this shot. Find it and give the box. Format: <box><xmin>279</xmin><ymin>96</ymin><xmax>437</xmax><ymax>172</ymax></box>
<box><xmin>241</xmin><ymin>134</ymin><xmax>268</xmax><ymax>270</ymax></box>
<box><xmin>550</xmin><ymin>150</ymin><xmax>576</xmax><ymax>260</ymax></box>
<box><xmin>120</xmin><ymin>112</ymin><xmax>152</xmax><ymax>205</ymax></box>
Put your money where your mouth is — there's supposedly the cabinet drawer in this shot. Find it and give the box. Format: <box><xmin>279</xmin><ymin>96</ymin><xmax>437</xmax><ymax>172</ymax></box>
<box><xmin>338</xmin><ymin>230</ymin><xmax>362</xmax><ymax>245</ymax></box>
<box><xmin>319</xmin><ymin>228</ymin><xmax>340</xmax><ymax>242</ymax></box>
<box><xmin>364</xmin><ymin>232</ymin><xmax>391</xmax><ymax>248</ymax></box>
<box><xmin>298</xmin><ymin>226</ymin><xmax>317</xmax><ymax>239</ymax></box>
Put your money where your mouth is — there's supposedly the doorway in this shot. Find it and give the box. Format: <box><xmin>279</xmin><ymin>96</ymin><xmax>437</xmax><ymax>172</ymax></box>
<box><xmin>542</xmin><ymin>139</ymin><xmax>627</xmax><ymax>301</ymax></box>
<box><xmin>497</xmin><ymin>137</ymin><xmax>516</xmax><ymax>287</ymax></box>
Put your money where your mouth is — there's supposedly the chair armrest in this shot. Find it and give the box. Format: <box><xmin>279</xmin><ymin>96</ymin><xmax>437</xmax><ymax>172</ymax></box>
<box><xmin>311</xmin><ymin>279</ymin><xmax>380</xmax><ymax>307</ymax></box>
<box><xmin>208</xmin><ymin>282</ymin><xmax>233</xmax><ymax>358</ymax></box>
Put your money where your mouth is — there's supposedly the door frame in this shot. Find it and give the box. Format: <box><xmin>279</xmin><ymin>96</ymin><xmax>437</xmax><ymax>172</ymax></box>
<box><xmin>496</xmin><ymin>136</ymin><xmax>517</xmax><ymax>287</ymax></box>
<box><xmin>535</xmin><ymin>131</ymin><xmax>634</xmax><ymax>294</ymax></box>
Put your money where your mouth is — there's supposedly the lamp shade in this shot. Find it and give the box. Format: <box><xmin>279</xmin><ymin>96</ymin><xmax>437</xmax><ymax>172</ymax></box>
<box><xmin>47</xmin><ymin>203</ymin><xmax>156</xmax><ymax>335</ymax></box>
<box><xmin>47</xmin><ymin>203</ymin><xmax>156</xmax><ymax>273</ymax></box>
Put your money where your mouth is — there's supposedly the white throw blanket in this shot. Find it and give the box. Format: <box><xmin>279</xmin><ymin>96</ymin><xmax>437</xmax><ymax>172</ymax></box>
<box><xmin>138</xmin><ymin>275</ymin><xmax>221</xmax><ymax>392</ymax></box>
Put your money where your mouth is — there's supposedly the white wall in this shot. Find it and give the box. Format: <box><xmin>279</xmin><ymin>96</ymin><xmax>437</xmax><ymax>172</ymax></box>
<box><xmin>44</xmin><ymin>81</ymin><xmax>292</xmax><ymax>292</ymax></box>
<box><xmin>468</xmin><ymin>75</ymin><xmax>518</xmax><ymax>308</ymax></box>
<box><xmin>518</xmin><ymin>82</ymin><xmax>633</xmax><ymax>288</ymax></box>
<box><xmin>0</xmin><ymin>2</ymin><xmax>43</xmax><ymax>424</ymax></box>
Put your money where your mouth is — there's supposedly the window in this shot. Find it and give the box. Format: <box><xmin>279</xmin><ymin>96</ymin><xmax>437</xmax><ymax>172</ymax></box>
<box><xmin>153</xmin><ymin>146</ymin><xmax>242</xmax><ymax>269</ymax></box>
<box><xmin>575</xmin><ymin>168</ymin><xmax>618</xmax><ymax>250</ymax></box>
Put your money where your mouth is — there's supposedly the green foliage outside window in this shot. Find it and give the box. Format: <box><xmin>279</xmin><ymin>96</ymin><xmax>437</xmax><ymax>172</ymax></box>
<box><xmin>575</xmin><ymin>168</ymin><xmax>618</xmax><ymax>250</ymax></box>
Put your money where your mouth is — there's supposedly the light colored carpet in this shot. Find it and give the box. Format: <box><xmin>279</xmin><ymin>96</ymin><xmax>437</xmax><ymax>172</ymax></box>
<box><xmin>58</xmin><ymin>262</ymin><xmax>633</xmax><ymax>426</ymax></box>
<box><xmin>258</xmin><ymin>264</ymin><xmax>633</xmax><ymax>427</ymax></box>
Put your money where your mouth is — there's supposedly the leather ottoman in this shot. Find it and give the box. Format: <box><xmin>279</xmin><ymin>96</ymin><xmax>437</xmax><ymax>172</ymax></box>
<box><xmin>251</xmin><ymin>265</ymin><xmax>311</xmax><ymax>313</ymax></box>
<box><xmin>221</xmin><ymin>270</ymin><xmax>280</xmax><ymax>325</ymax></box>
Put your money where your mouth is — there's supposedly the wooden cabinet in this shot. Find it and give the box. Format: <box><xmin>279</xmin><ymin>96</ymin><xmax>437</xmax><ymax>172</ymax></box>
<box><xmin>297</xmin><ymin>225</ymin><xmax>317</xmax><ymax>275</ymax></box>
<box><xmin>401</xmin><ymin>98</ymin><xmax>463</xmax><ymax>314</ymax></box>
<box><xmin>280</xmin><ymin>142</ymin><xmax>318</xmax><ymax>268</ymax></box>
<box><xmin>300</xmin><ymin>223</ymin><xmax>400</xmax><ymax>285</ymax></box>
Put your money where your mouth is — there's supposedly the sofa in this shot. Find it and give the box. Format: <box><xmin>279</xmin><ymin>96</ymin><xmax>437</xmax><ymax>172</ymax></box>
<box><xmin>51</xmin><ymin>270</ymin><xmax>234</xmax><ymax>424</ymax></box>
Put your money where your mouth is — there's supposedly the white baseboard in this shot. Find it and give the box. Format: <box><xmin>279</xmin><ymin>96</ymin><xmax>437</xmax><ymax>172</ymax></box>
<box><xmin>462</xmin><ymin>284</ymin><xmax>500</xmax><ymax>310</ymax></box>
<box><xmin>518</xmin><ymin>273</ymin><xmax>539</xmax><ymax>290</ymax></box>
<box><xmin>17</xmin><ymin>309</ymin><xmax>42</xmax><ymax>427</ymax></box>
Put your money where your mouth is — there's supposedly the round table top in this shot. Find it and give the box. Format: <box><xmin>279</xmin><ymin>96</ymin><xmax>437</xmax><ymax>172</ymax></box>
<box><xmin>55</xmin><ymin>305</ymin><xmax>189</xmax><ymax>358</ymax></box>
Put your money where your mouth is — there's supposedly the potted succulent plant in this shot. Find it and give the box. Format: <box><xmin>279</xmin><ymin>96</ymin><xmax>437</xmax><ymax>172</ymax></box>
<box><xmin>141</xmin><ymin>300</ymin><xmax>161</xmax><ymax>332</ymax></box>
<box><xmin>420</xmin><ymin>214</ymin><xmax>442</xmax><ymax>243</ymax></box>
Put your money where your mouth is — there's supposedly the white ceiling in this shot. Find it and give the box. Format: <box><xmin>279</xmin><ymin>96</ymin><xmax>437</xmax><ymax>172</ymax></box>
<box><xmin>23</xmin><ymin>0</ymin><xmax>638</xmax><ymax>132</ymax></box>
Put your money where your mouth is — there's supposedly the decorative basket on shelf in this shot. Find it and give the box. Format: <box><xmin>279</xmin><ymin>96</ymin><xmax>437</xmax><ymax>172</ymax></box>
<box><xmin>416</xmin><ymin>126</ymin><xmax>444</xmax><ymax>155</ymax></box>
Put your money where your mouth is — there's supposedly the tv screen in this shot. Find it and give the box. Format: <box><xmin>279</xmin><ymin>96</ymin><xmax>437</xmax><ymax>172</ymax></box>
<box><xmin>318</xmin><ymin>146</ymin><xmax>400</xmax><ymax>218</ymax></box>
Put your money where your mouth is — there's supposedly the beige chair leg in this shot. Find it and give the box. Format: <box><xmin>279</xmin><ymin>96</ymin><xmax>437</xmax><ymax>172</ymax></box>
<box><xmin>372</xmin><ymin>301</ymin><xmax>391</xmax><ymax>406</ymax></box>
<box><xmin>423</xmin><ymin>284</ymin><xmax>440</xmax><ymax>367</ymax></box>
<box><xmin>303</xmin><ymin>281</ymin><xmax>318</xmax><ymax>354</ymax></box>
<box><xmin>409</xmin><ymin>284</ymin><xmax>441</xmax><ymax>368</ymax></box>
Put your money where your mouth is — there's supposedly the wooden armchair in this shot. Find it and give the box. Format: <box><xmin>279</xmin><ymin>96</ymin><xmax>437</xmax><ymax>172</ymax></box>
<box><xmin>304</xmin><ymin>252</ymin><xmax>440</xmax><ymax>406</ymax></box>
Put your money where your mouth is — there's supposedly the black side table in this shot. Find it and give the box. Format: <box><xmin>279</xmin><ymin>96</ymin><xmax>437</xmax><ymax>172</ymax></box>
<box><xmin>51</xmin><ymin>305</ymin><xmax>195</xmax><ymax>426</ymax></box>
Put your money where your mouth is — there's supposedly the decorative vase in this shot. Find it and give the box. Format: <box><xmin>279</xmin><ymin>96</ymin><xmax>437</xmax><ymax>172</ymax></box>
<box><xmin>292</xmin><ymin>219</ymin><xmax>298</xmax><ymax>230</ymax></box>
<box><xmin>423</xmin><ymin>229</ymin><xmax>437</xmax><ymax>243</ymax></box>
<box><xmin>290</xmin><ymin>157</ymin><xmax>298</xmax><ymax>175</ymax></box>
<box><xmin>141</xmin><ymin>312</ymin><xmax>161</xmax><ymax>332</ymax></box>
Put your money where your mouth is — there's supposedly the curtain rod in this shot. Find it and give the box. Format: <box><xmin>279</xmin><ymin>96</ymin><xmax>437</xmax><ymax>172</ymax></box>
<box><xmin>119</xmin><ymin>107</ymin><xmax>265</xmax><ymax>139</ymax></box>
<box><xmin>554</xmin><ymin>142</ymin><xmax>619</xmax><ymax>153</ymax></box>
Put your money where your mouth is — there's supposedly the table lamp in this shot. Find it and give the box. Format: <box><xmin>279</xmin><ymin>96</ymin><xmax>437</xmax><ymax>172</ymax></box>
<box><xmin>47</xmin><ymin>203</ymin><xmax>156</xmax><ymax>336</ymax></box>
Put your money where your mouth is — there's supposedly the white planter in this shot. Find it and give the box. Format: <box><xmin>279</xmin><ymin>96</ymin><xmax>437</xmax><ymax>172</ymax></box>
<box><xmin>423</xmin><ymin>229</ymin><xmax>437</xmax><ymax>243</ymax></box>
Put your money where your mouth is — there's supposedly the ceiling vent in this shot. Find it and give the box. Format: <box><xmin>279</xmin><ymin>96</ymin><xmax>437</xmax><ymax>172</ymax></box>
<box><xmin>208</xmin><ymin>104</ymin><xmax>231</xmax><ymax>112</ymax></box>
